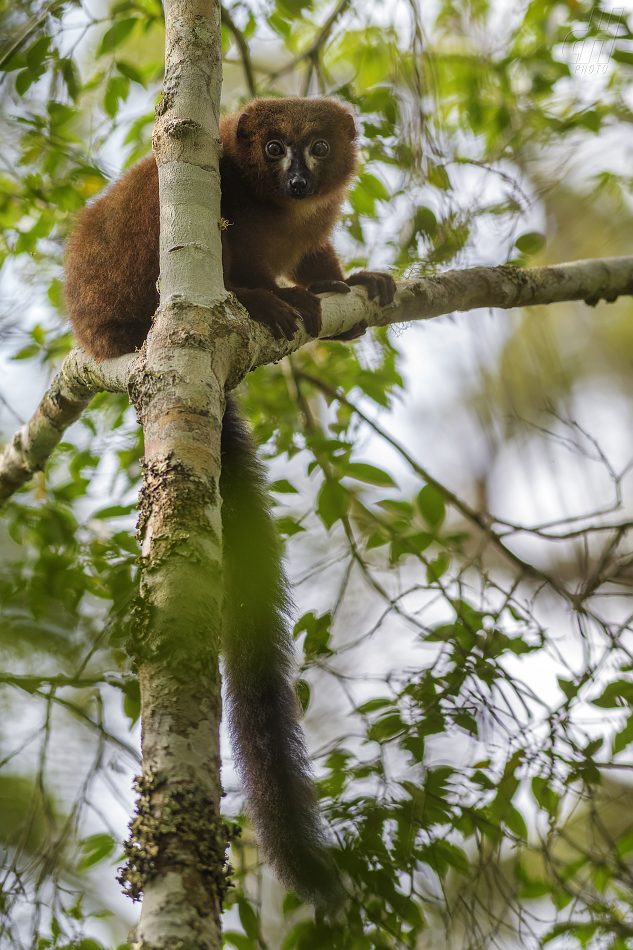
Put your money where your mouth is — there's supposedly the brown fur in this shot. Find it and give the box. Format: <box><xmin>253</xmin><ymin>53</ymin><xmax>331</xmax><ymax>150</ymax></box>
<box><xmin>65</xmin><ymin>97</ymin><xmax>395</xmax><ymax>357</ymax></box>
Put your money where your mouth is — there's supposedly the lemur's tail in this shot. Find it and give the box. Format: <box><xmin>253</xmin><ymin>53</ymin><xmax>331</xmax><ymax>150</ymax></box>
<box><xmin>220</xmin><ymin>395</ymin><xmax>340</xmax><ymax>905</ymax></box>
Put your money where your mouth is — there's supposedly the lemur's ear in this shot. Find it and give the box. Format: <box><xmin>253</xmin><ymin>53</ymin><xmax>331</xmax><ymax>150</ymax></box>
<box><xmin>342</xmin><ymin>109</ymin><xmax>357</xmax><ymax>141</ymax></box>
<box><xmin>236</xmin><ymin>109</ymin><xmax>252</xmax><ymax>140</ymax></box>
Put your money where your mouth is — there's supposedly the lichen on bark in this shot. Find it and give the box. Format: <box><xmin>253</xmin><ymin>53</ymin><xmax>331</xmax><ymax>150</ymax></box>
<box><xmin>118</xmin><ymin>773</ymin><xmax>239</xmax><ymax>908</ymax></box>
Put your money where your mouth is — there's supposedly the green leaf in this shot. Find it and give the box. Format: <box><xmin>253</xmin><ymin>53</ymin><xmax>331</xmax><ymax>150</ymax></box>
<box><xmin>349</xmin><ymin>172</ymin><xmax>390</xmax><ymax>217</ymax></box>
<box><xmin>316</xmin><ymin>478</ymin><xmax>350</xmax><ymax>530</ymax></box>
<box><xmin>616</xmin><ymin>824</ymin><xmax>633</xmax><ymax>856</ymax></box>
<box><xmin>294</xmin><ymin>612</ymin><xmax>333</xmax><ymax>659</ymax></box>
<box><xmin>296</xmin><ymin>679</ymin><xmax>310</xmax><ymax>714</ymax></box>
<box><xmin>59</xmin><ymin>57</ymin><xmax>80</xmax><ymax>100</ymax></box>
<box><xmin>515</xmin><ymin>861</ymin><xmax>550</xmax><ymax>899</ymax></box>
<box><xmin>0</xmin><ymin>52</ymin><xmax>26</xmax><ymax>72</ymax></box>
<box><xmin>267</xmin><ymin>12</ymin><xmax>292</xmax><ymax>37</ymax></box>
<box><xmin>275</xmin><ymin>516</ymin><xmax>305</xmax><ymax>536</ymax></box>
<box><xmin>413</xmin><ymin>206</ymin><xmax>437</xmax><ymax>238</ymax></box>
<box><xmin>427</xmin><ymin>552</ymin><xmax>450</xmax><ymax>583</ymax></box>
<box><xmin>47</xmin><ymin>278</ymin><xmax>64</xmax><ymax>309</ymax></box>
<box><xmin>453</xmin><ymin>599</ymin><xmax>487</xmax><ymax>632</ymax></box>
<box><xmin>579</xmin><ymin>110</ymin><xmax>600</xmax><ymax>133</ymax></box>
<box><xmin>557</xmin><ymin>677</ymin><xmax>578</xmax><ymax>700</ymax></box>
<box><xmin>277</xmin><ymin>0</ymin><xmax>313</xmax><ymax>17</ymax></box>
<box><xmin>116</xmin><ymin>59</ymin><xmax>145</xmax><ymax>85</ymax></box>
<box><xmin>78</xmin><ymin>833</ymin><xmax>116</xmax><ymax>870</ymax></box>
<box><xmin>15</xmin><ymin>68</ymin><xmax>41</xmax><ymax>97</ymax></box>
<box><xmin>344</xmin><ymin>462</ymin><xmax>396</xmax><ymax>487</ymax></box>
<box><xmin>368</xmin><ymin>713</ymin><xmax>405</xmax><ymax>742</ymax></box>
<box><xmin>417</xmin><ymin>839</ymin><xmax>469</xmax><ymax>876</ymax></box>
<box><xmin>98</xmin><ymin>18</ymin><xmax>138</xmax><ymax>56</ymax></box>
<box><xmin>377</xmin><ymin>499</ymin><xmax>413</xmax><ymax>517</ymax></box>
<box><xmin>356</xmin><ymin>697</ymin><xmax>393</xmax><ymax>714</ymax></box>
<box><xmin>531</xmin><ymin>776</ymin><xmax>559</xmax><ymax>816</ymax></box>
<box><xmin>504</xmin><ymin>805</ymin><xmax>527</xmax><ymax>839</ymax></box>
<box><xmin>11</xmin><ymin>677</ymin><xmax>42</xmax><ymax>694</ymax></box>
<box><xmin>366</xmin><ymin>530</ymin><xmax>388</xmax><ymax>550</ymax></box>
<box><xmin>403</xmin><ymin>735</ymin><xmax>426</xmax><ymax>762</ymax></box>
<box><xmin>416</xmin><ymin>485</ymin><xmax>445</xmax><ymax>527</ymax></box>
<box><xmin>405</xmin><ymin>531</ymin><xmax>433</xmax><ymax>554</ymax></box>
<box><xmin>453</xmin><ymin>712</ymin><xmax>478</xmax><ymax>736</ymax></box>
<box><xmin>270</xmin><ymin>479</ymin><xmax>299</xmax><ymax>493</ymax></box>
<box><xmin>92</xmin><ymin>503</ymin><xmax>136</xmax><ymax>520</ymax></box>
<box><xmin>104</xmin><ymin>75</ymin><xmax>130</xmax><ymax>118</ymax></box>
<box><xmin>223</xmin><ymin>932</ymin><xmax>256</xmax><ymax>950</ymax></box>
<box><xmin>26</xmin><ymin>36</ymin><xmax>51</xmax><ymax>70</ymax></box>
<box><xmin>590</xmin><ymin>679</ymin><xmax>633</xmax><ymax>708</ymax></box>
<box><xmin>612</xmin><ymin>49</ymin><xmax>633</xmax><ymax>67</ymax></box>
<box><xmin>584</xmin><ymin>737</ymin><xmax>603</xmax><ymax>757</ymax></box>
<box><xmin>13</xmin><ymin>343</ymin><xmax>40</xmax><ymax>360</ymax></box>
<box><xmin>282</xmin><ymin>892</ymin><xmax>304</xmax><ymax>915</ymax></box>
<box><xmin>357</xmin><ymin>171</ymin><xmax>390</xmax><ymax>201</ymax></box>
<box><xmin>515</xmin><ymin>232</ymin><xmax>545</xmax><ymax>255</ymax></box>
<box><xmin>122</xmin><ymin>680</ymin><xmax>140</xmax><ymax>727</ymax></box>
<box><xmin>427</xmin><ymin>164</ymin><xmax>451</xmax><ymax>190</ymax></box>
<box><xmin>237</xmin><ymin>898</ymin><xmax>259</xmax><ymax>941</ymax></box>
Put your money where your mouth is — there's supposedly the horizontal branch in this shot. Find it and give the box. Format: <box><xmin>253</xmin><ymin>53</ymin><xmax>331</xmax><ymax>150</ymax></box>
<box><xmin>0</xmin><ymin>348</ymin><xmax>136</xmax><ymax>503</ymax></box>
<box><xmin>392</xmin><ymin>254</ymin><xmax>633</xmax><ymax>322</ymax></box>
<box><xmin>1</xmin><ymin>254</ymin><xmax>631</xmax><ymax>506</ymax></box>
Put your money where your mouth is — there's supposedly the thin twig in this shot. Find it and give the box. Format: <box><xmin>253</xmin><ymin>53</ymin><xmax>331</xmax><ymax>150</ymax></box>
<box><xmin>0</xmin><ymin>0</ymin><xmax>66</xmax><ymax>72</ymax></box>
<box><xmin>220</xmin><ymin>5</ymin><xmax>257</xmax><ymax>97</ymax></box>
<box><xmin>268</xmin><ymin>0</ymin><xmax>353</xmax><ymax>82</ymax></box>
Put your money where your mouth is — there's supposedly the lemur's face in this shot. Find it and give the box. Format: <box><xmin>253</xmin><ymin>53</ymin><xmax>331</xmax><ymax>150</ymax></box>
<box><xmin>234</xmin><ymin>97</ymin><xmax>358</xmax><ymax>204</ymax></box>
<box><xmin>261</xmin><ymin>135</ymin><xmax>335</xmax><ymax>200</ymax></box>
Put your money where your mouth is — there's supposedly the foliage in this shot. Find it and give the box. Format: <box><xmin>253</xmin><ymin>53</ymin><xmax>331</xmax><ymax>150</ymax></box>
<box><xmin>2</xmin><ymin>0</ymin><xmax>633</xmax><ymax>947</ymax></box>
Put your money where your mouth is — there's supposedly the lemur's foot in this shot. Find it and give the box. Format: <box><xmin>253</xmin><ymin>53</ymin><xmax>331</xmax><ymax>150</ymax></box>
<box><xmin>274</xmin><ymin>286</ymin><xmax>322</xmax><ymax>337</ymax></box>
<box><xmin>233</xmin><ymin>288</ymin><xmax>299</xmax><ymax>341</ymax></box>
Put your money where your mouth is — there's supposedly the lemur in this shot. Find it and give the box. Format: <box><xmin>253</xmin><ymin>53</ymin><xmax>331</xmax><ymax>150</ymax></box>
<box><xmin>64</xmin><ymin>96</ymin><xmax>396</xmax><ymax>905</ymax></box>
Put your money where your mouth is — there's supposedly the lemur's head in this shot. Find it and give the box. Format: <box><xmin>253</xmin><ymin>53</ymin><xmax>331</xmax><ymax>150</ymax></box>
<box><xmin>230</xmin><ymin>97</ymin><xmax>358</xmax><ymax>204</ymax></box>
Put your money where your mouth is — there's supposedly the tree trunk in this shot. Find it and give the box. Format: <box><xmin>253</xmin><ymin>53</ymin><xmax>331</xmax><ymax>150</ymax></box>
<box><xmin>115</xmin><ymin>1</ymin><xmax>235</xmax><ymax>946</ymax></box>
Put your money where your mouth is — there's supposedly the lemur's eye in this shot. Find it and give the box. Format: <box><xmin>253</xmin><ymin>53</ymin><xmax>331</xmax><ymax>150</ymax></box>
<box><xmin>265</xmin><ymin>140</ymin><xmax>285</xmax><ymax>158</ymax></box>
<box><xmin>312</xmin><ymin>140</ymin><xmax>329</xmax><ymax>157</ymax></box>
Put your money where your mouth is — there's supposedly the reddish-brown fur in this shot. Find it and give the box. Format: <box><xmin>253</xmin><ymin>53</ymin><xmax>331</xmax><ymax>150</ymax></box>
<box><xmin>65</xmin><ymin>97</ymin><xmax>395</xmax><ymax>358</ymax></box>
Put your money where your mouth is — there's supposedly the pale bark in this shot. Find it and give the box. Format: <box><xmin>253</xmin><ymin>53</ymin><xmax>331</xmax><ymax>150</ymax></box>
<box><xmin>116</xmin><ymin>0</ymin><xmax>238</xmax><ymax>948</ymax></box>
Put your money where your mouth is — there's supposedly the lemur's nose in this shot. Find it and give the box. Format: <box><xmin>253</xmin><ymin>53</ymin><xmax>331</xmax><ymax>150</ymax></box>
<box><xmin>289</xmin><ymin>176</ymin><xmax>309</xmax><ymax>195</ymax></box>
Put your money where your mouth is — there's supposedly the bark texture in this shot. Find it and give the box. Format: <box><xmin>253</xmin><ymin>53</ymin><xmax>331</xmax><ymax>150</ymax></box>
<box><xmin>117</xmin><ymin>0</ymin><xmax>238</xmax><ymax>947</ymax></box>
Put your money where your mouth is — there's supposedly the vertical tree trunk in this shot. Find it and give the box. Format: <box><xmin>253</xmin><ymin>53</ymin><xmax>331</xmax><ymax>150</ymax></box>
<box><xmin>116</xmin><ymin>1</ymin><xmax>235</xmax><ymax>947</ymax></box>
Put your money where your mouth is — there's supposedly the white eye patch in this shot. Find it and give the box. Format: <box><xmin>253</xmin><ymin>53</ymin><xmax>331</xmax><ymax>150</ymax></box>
<box><xmin>304</xmin><ymin>147</ymin><xmax>319</xmax><ymax>173</ymax></box>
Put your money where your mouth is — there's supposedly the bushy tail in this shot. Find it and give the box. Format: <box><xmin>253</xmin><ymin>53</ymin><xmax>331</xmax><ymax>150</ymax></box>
<box><xmin>220</xmin><ymin>396</ymin><xmax>340</xmax><ymax>905</ymax></box>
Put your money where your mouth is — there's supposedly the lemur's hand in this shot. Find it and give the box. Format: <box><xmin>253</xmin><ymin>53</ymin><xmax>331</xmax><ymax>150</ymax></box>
<box><xmin>345</xmin><ymin>271</ymin><xmax>396</xmax><ymax>307</ymax></box>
